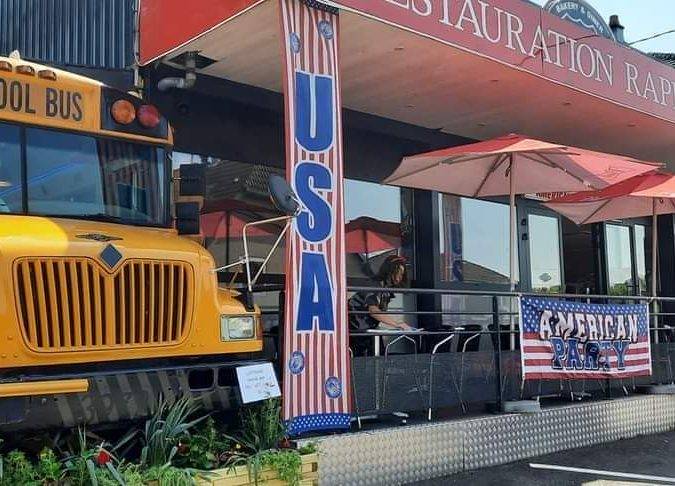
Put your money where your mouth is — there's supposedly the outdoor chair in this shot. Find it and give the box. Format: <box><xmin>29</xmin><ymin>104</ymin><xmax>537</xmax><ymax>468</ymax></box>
<box><xmin>427</xmin><ymin>332</ymin><xmax>462</xmax><ymax>421</ymax></box>
<box><xmin>381</xmin><ymin>334</ymin><xmax>425</xmax><ymax>420</ymax></box>
<box><xmin>458</xmin><ymin>325</ymin><xmax>503</xmax><ymax>412</ymax></box>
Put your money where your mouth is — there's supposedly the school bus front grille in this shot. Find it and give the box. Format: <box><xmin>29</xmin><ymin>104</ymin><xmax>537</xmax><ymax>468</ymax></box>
<box><xmin>14</xmin><ymin>258</ymin><xmax>193</xmax><ymax>351</ymax></box>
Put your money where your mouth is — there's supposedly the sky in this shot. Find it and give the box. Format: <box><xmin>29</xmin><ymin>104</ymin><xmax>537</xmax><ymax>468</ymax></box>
<box><xmin>530</xmin><ymin>0</ymin><xmax>675</xmax><ymax>53</ymax></box>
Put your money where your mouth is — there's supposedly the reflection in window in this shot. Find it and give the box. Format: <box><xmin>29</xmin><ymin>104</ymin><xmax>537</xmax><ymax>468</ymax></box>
<box><xmin>199</xmin><ymin>159</ymin><xmax>287</xmax><ymax>275</ymax></box>
<box><xmin>438</xmin><ymin>195</ymin><xmax>515</xmax><ymax>284</ymax></box>
<box><xmin>344</xmin><ymin>179</ymin><xmax>414</xmax><ymax>280</ymax></box>
<box><xmin>606</xmin><ymin>224</ymin><xmax>633</xmax><ymax>295</ymax></box>
<box><xmin>0</xmin><ymin>123</ymin><xmax>22</xmax><ymax>213</ymax></box>
<box><xmin>528</xmin><ymin>214</ymin><xmax>562</xmax><ymax>293</ymax></box>
<box><xmin>25</xmin><ymin>128</ymin><xmax>166</xmax><ymax>225</ymax></box>
<box><xmin>634</xmin><ymin>224</ymin><xmax>649</xmax><ymax>295</ymax></box>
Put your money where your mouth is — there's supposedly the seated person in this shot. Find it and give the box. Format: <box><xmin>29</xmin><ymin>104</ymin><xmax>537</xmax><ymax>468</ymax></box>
<box><xmin>349</xmin><ymin>254</ymin><xmax>414</xmax><ymax>332</ymax></box>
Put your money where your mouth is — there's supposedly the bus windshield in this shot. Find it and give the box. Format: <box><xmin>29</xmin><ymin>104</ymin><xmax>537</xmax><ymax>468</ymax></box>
<box><xmin>0</xmin><ymin>122</ymin><xmax>169</xmax><ymax>227</ymax></box>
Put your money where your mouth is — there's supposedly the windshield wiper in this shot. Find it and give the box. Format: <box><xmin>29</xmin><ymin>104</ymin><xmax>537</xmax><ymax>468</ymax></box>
<box><xmin>48</xmin><ymin>213</ymin><xmax>127</xmax><ymax>224</ymax></box>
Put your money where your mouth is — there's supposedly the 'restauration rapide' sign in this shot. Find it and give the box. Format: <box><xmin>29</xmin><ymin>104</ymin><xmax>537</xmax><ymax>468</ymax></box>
<box><xmin>333</xmin><ymin>0</ymin><xmax>675</xmax><ymax>124</ymax></box>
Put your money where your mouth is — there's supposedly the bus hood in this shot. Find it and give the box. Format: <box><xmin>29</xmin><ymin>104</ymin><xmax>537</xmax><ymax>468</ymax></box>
<box><xmin>0</xmin><ymin>215</ymin><xmax>206</xmax><ymax>260</ymax></box>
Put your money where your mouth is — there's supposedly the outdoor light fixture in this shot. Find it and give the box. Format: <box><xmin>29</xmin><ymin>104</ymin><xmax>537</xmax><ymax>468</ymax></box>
<box><xmin>0</xmin><ymin>61</ymin><xmax>12</xmax><ymax>72</ymax></box>
<box><xmin>111</xmin><ymin>99</ymin><xmax>136</xmax><ymax>125</ymax></box>
<box><xmin>15</xmin><ymin>65</ymin><xmax>35</xmax><ymax>76</ymax></box>
<box><xmin>37</xmin><ymin>69</ymin><xmax>57</xmax><ymax>80</ymax></box>
<box><xmin>137</xmin><ymin>104</ymin><xmax>161</xmax><ymax>128</ymax></box>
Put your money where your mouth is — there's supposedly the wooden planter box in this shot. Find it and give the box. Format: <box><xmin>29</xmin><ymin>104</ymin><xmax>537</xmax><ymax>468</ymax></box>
<box><xmin>197</xmin><ymin>453</ymin><xmax>319</xmax><ymax>486</ymax></box>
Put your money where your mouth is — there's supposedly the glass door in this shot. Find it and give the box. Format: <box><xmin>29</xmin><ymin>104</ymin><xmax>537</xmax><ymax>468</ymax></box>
<box><xmin>605</xmin><ymin>223</ymin><xmax>636</xmax><ymax>295</ymax></box>
<box><xmin>524</xmin><ymin>212</ymin><xmax>564</xmax><ymax>293</ymax></box>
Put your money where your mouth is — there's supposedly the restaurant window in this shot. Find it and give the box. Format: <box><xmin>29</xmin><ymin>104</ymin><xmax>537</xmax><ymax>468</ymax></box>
<box><xmin>605</xmin><ymin>224</ymin><xmax>633</xmax><ymax>296</ymax></box>
<box><xmin>344</xmin><ymin>179</ymin><xmax>414</xmax><ymax>281</ymax></box>
<box><xmin>528</xmin><ymin>213</ymin><xmax>562</xmax><ymax>293</ymax></box>
<box><xmin>438</xmin><ymin>194</ymin><xmax>516</xmax><ymax>285</ymax></box>
<box><xmin>634</xmin><ymin>224</ymin><xmax>650</xmax><ymax>295</ymax></box>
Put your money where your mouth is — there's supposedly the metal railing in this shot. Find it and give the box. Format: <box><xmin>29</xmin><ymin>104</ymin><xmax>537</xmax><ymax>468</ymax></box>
<box><xmin>256</xmin><ymin>285</ymin><xmax>675</xmax><ymax>425</ymax></box>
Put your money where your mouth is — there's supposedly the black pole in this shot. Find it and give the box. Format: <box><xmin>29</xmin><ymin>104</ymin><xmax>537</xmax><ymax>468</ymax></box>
<box><xmin>493</xmin><ymin>295</ymin><xmax>504</xmax><ymax>412</ymax></box>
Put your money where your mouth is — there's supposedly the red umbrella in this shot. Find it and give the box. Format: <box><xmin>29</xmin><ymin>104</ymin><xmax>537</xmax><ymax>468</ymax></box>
<box><xmin>385</xmin><ymin>133</ymin><xmax>661</xmax><ymax>290</ymax></box>
<box><xmin>546</xmin><ymin>171</ymin><xmax>675</xmax><ymax>296</ymax></box>
<box><xmin>345</xmin><ymin>216</ymin><xmax>401</xmax><ymax>254</ymax></box>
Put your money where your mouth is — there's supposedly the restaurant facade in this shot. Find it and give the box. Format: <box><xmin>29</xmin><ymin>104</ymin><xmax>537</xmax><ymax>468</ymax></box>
<box><xmin>136</xmin><ymin>0</ymin><xmax>675</xmax><ymax>318</ymax></box>
<box><xmin>3</xmin><ymin>0</ymin><xmax>675</xmax><ymax>480</ymax></box>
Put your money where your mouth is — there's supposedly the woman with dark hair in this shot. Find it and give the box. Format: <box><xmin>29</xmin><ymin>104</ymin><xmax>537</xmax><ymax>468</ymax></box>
<box><xmin>348</xmin><ymin>254</ymin><xmax>414</xmax><ymax>332</ymax></box>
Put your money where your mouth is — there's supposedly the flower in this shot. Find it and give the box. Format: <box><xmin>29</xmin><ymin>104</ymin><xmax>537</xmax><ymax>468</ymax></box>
<box><xmin>95</xmin><ymin>449</ymin><xmax>111</xmax><ymax>466</ymax></box>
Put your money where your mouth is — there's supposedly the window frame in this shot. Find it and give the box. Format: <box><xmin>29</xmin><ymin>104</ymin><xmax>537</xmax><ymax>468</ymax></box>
<box><xmin>600</xmin><ymin>218</ymin><xmax>652</xmax><ymax>296</ymax></box>
<box><xmin>433</xmin><ymin>191</ymin><xmax>520</xmax><ymax>292</ymax></box>
<box><xmin>519</xmin><ymin>202</ymin><xmax>565</xmax><ymax>294</ymax></box>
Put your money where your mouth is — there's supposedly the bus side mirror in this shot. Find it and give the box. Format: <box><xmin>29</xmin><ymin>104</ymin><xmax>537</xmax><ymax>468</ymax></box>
<box><xmin>175</xmin><ymin>202</ymin><xmax>201</xmax><ymax>235</ymax></box>
<box><xmin>179</xmin><ymin>164</ymin><xmax>205</xmax><ymax>196</ymax></box>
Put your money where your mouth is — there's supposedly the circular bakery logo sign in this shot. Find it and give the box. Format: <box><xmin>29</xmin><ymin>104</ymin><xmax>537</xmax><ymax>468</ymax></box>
<box><xmin>288</xmin><ymin>351</ymin><xmax>305</xmax><ymax>374</ymax></box>
<box><xmin>318</xmin><ymin>20</ymin><xmax>334</xmax><ymax>40</ymax></box>
<box><xmin>289</xmin><ymin>32</ymin><xmax>302</xmax><ymax>54</ymax></box>
<box><xmin>544</xmin><ymin>0</ymin><xmax>614</xmax><ymax>41</ymax></box>
<box><xmin>324</xmin><ymin>376</ymin><xmax>342</xmax><ymax>398</ymax></box>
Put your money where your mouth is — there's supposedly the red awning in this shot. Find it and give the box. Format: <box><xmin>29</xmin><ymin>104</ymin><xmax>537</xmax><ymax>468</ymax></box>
<box><xmin>138</xmin><ymin>0</ymin><xmax>675</xmax><ymax>165</ymax></box>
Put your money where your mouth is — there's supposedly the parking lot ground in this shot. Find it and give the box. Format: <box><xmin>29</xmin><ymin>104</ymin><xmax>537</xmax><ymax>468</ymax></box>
<box><xmin>408</xmin><ymin>430</ymin><xmax>675</xmax><ymax>485</ymax></box>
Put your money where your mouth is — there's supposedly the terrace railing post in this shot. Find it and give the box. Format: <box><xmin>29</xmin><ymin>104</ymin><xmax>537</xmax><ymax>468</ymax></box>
<box><xmin>493</xmin><ymin>295</ymin><xmax>504</xmax><ymax>412</ymax></box>
<box><xmin>278</xmin><ymin>290</ymin><xmax>285</xmax><ymax>365</ymax></box>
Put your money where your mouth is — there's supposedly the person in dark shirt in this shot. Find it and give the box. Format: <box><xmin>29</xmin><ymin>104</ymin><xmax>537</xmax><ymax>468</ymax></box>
<box><xmin>349</xmin><ymin>255</ymin><xmax>413</xmax><ymax>332</ymax></box>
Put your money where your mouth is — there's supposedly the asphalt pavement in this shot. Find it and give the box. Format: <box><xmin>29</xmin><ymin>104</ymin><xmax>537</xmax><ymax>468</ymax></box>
<box><xmin>409</xmin><ymin>430</ymin><xmax>675</xmax><ymax>485</ymax></box>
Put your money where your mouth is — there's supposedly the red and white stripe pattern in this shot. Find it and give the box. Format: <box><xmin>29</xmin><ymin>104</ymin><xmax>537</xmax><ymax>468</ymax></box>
<box><xmin>520</xmin><ymin>297</ymin><xmax>652</xmax><ymax>380</ymax></box>
<box><xmin>279</xmin><ymin>0</ymin><xmax>350</xmax><ymax>433</ymax></box>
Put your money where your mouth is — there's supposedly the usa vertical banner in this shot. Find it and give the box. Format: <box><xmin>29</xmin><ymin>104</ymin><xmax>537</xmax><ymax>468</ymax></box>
<box><xmin>279</xmin><ymin>0</ymin><xmax>351</xmax><ymax>434</ymax></box>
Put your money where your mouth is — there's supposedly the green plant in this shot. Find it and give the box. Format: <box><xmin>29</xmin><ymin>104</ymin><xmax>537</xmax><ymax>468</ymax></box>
<box><xmin>297</xmin><ymin>441</ymin><xmax>317</xmax><ymax>455</ymax></box>
<box><xmin>1</xmin><ymin>450</ymin><xmax>38</xmax><ymax>485</ymax></box>
<box><xmin>141</xmin><ymin>395</ymin><xmax>208</xmax><ymax>468</ymax></box>
<box><xmin>36</xmin><ymin>448</ymin><xmax>63</xmax><ymax>483</ymax></box>
<box><xmin>175</xmin><ymin>417</ymin><xmax>230</xmax><ymax>470</ymax></box>
<box><xmin>235</xmin><ymin>398</ymin><xmax>286</xmax><ymax>453</ymax></box>
<box><xmin>142</xmin><ymin>463</ymin><xmax>197</xmax><ymax>486</ymax></box>
<box><xmin>62</xmin><ymin>427</ymin><xmax>126</xmax><ymax>486</ymax></box>
<box><xmin>261</xmin><ymin>450</ymin><xmax>303</xmax><ymax>486</ymax></box>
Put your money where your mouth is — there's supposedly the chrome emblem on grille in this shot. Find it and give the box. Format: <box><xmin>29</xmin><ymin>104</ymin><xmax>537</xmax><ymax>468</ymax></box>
<box><xmin>100</xmin><ymin>244</ymin><xmax>123</xmax><ymax>269</ymax></box>
<box><xmin>77</xmin><ymin>233</ymin><xmax>122</xmax><ymax>242</ymax></box>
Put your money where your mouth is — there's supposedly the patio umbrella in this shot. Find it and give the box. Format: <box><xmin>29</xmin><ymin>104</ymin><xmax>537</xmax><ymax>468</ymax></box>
<box><xmin>201</xmin><ymin>211</ymin><xmax>279</xmax><ymax>239</ymax></box>
<box><xmin>384</xmin><ymin>133</ymin><xmax>661</xmax><ymax>290</ymax></box>
<box><xmin>345</xmin><ymin>216</ymin><xmax>401</xmax><ymax>255</ymax></box>
<box><xmin>545</xmin><ymin>171</ymin><xmax>675</xmax><ymax>297</ymax></box>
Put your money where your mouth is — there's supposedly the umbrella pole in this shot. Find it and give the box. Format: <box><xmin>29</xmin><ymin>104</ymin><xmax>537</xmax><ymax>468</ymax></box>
<box><xmin>652</xmin><ymin>198</ymin><xmax>659</xmax><ymax>344</ymax></box>
<box><xmin>509</xmin><ymin>153</ymin><xmax>516</xmax><ymax>350</ymax></box>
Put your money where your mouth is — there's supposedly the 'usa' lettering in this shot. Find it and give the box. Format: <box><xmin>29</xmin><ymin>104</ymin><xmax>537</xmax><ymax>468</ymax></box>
<box><xmin>295</xmin><ymin>71</ymin><xmax>334</xmax><ymax>152</ymax></box>
<box><xmin>294</xmin><ymin>162</ymin><xmax>333</xmax><ymax>243</ymax></box>
<box><xmin>296</xmin><ymin>252</ymin><xmax>334</xmax><ymax>332</ymax></box>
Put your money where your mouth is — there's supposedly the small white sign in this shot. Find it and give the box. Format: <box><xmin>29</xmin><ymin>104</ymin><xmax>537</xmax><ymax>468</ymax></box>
<box><xmin>236</xmin><ymin>363</ymin><xmax>281</xmax><ymax>404</ymax></box>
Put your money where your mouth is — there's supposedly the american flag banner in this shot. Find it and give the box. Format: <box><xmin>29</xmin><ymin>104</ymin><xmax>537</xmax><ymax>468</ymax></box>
<box><xmin>519</xmin><ymin>296</ymin><xmax>652</xmax><ymax>380</ymax></box>
<box><xmin>278</xmin><ymin>0</ymin><xmax>351</xmax><ymax>434</ymax></box>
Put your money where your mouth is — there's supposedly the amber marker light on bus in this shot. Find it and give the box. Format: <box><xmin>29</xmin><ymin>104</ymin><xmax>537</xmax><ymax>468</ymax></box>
<box><xmin>0</xmin><ymin>61</ymin><xmax>12</xmax><ymax>72</ymax></box>
<box><xmin>15</xmin><ymin>65</ymin><xmax>35</xmax><ymax>76</ymax></box>
<box><xmin>137</xmin><ymin>104</ymin><xmax>161</xmax><ymax>128</ymax></box>
<box><xmin>111</xmin><ymin>99</ymin><xmax>136</xmax><ymax>125</ymax></box>
<box><xmin>37</xmin><ymin>69</ymin><xmax>57</xmax><ymax>80</ymax></box>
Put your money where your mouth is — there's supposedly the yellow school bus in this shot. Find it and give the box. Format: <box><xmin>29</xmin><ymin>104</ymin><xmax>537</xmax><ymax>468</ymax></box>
<box><xmin>0</xmin><ymin>55</ymin><xmax>262</xmax><ymax>429</ymax></box>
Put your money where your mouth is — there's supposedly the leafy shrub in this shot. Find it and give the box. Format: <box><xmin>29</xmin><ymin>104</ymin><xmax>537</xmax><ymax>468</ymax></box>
<box><xmin>141</xmin><ymin>395</ymin><xmax>208</xmax><ymax>468</ymax></box>
<box><xmin>235</xmin><ymin>398</ymin><xmax>286</xmax><ymax>453</ymax></box>
<box><xmin>1</xmin><ymin>450</ymin><xmax>38</xmax><ymax>485</ymax></box>
<box><xmin>36</xmin><ymin>448</ymin><xmax>63</xmax><ymax>483</ymax></box>
<box><xmin>142</xmin><ymin>464</ymin><xmax>196</xmax><ymax>485</ymax></box>
<box><xmin>175</xmin><ymin>417</ymin><xmax>230</xmax><ymax>470</ymax></box>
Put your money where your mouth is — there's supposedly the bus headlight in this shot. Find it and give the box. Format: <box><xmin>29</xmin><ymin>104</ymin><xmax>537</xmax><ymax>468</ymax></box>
<box><xmin>221</xmin><ymin>315</ymin><xmax>255</xmax><ymax>340</ymax></box>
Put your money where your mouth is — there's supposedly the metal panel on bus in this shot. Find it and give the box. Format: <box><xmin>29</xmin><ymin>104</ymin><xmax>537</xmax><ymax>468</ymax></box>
<box><xmin>0</xmin><ymin>0</ymin><xmax>134</xmax><ymax>70</ymax></box>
